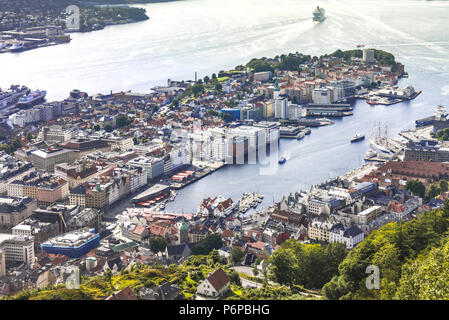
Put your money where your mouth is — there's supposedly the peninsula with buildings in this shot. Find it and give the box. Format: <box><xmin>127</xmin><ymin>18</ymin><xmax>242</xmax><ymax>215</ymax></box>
<box><xmin>0</xmin><ymin>48</ymin><xmax>445</xmax><ymax>300</ymax></box>
<box><xmin>0</xmin><ymin>0</ymin><xmax>149</xmax><ymax>53</ymax></box>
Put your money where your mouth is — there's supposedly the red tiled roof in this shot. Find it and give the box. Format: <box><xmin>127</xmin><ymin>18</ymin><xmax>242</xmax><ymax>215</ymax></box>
<box><xmin>221</xmin><ymin>228</ymin><xmax>234</xmax><ymax>238</ymax></box>
<box><xmin>133</xmin><ymin>225</ymin><xmax>145</xmax><ymax>236</ymax></box>
<box><xmin>247</xmin><ymin>241</ymin><xmax>266</xmax><ymax>251</ymax></box>
<box><xmin>105</xmin><ymin>287</ymin><xmax>137</xmax><ymax>300</ymax></box>
<box><xmin>207</xmin><ymin>269</ymin><xmax>230</xmax><ymax>291</ymax></box>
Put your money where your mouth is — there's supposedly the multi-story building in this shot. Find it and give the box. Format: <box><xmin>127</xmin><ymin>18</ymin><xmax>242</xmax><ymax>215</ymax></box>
<box><xmin>329</xmin><ymin>224</ymin><xmax>365</xmax><ymax>249</ymax></box>
<box><xmin>253</xmin><ymin>121</ymin><xmax>280</xmax><ymax>144</ymax></box>
<box><xmin>362</xmin><ymin>49</ymin><xmax>375</xmax><ymax>64</ymax></box>
<box><xmin>0</xmin><ymin>234</ymin><xmax>35</xmax><ymax>267</ymax></box>
<box><xmin>31</xmin><ymin>204</ymin><xmax>83</xmax><ymax>235</ymax></box>
<box><xmin>54</xmin><ymin>161</ymin><xmax>102</xmax><ymax>189</ymax></box>
<box><xmin>69</xmin><ymin>166</ymin><xmax>146</xmax><ymax>208</ymax></box>
<box><xmin>38</xmin><ymin>125</ymin><xmax>73</xmax><ymax>143</ymax></box>
<box><xmin>312</xmin><ymin>87</ymin><xmax>332</xmax><ymax>105</ymax></box>
<box><xmin>0</xmin><ymin>197</ymin><xmax>38</xmax><ymax>228</ymax></box>
<box><xmin>229</xmin><ymin>126</ymin><xmax>266</xmax><ymax>151</ymax></box>
<box><xmin>331</xmin><ymin>80</ymin><xmax>356</xmax><ymax>101</ymax></box>
<box><xmin>102</xmin><ymin>137</ymin><xmax>134</xmax><ymax>152</ymax></box>
<box><xmin>307</xmin><ymin>219</ymin><xmax>333</xmax><ymax>242</ymax></box>
<box><xmin>69</xmin><ymin>185</ymin><xmax>87</xmax><ymax>207</ymax></box>
<box><xmin>274</xmin><ymin>96</ymin><xmax>288</xmax><ymax>119</ymax></box>
<box><xmin>262</xmin><ymin>101</ymin><xmax>274</xmax><ymax>118</ymax></box>
<box><xmin>0</xmin><ymin>154</ymin><xmax>35</xmax><ymax>194</ymax></box>
<box><xmin>12</xmin><ymin>218</ymin><xmax>59</xmax><ymax>250</ymax></box>
<box><xmin>40</xmin><ymin>228</ymin><xmax>99</xmax><ymax>259</ymax></box>
<box><xmin>128</xmin><ymin>156</ymin><xmax>165</xmax><ymax>180</ymax></box>
<box><xmin>86</xmin><ymin>187</ymin><xmax>108</xmax><ymax>209</ymax></box>
<box><xmin>30</xmin><ymin>147</ymin><xmax>75</xmax><ymax>173</ymax></box>
<box><xmin>404</xmin><ymin>142</ymin><xmax>449</xmax><ymax>162</ymax></box>
<box><xmin>60</xmin><ymin>138</ymin><xmax>110</xmax><ymax>159</ymax></box>
<box><xmin>9</xmin><ymin>109</ymin><xmax>41</xmax><ymax>127</ymax></box>
<box><xmin>286</xmin><ymin>104</ymin><xmax>302</xmax><ymax>120</ymax></box>
<box><xmin>307</xmin><ymin>199</ymin><xmax>331</xmax><ymax>215</ymax></box>
<box><xmin>253</xmin><ymin>71</ymin><xmax>271</xmax><ymax>82</ymax></box>
<box><xmin>7</xmin><ymin>172</ymin><xmax>69</xmax><ymax>208</ymax></box>
<box><xmin>188</xmin><ymin>228</ymin><xmax>209</xmax><ymax>243</ymax></box>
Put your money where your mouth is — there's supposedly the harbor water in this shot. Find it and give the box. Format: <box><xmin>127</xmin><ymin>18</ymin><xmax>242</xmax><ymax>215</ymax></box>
<box><xmin>1</xmin><ymin>0</ymin><xmax>449</xmax><ymax>213</ymax></box>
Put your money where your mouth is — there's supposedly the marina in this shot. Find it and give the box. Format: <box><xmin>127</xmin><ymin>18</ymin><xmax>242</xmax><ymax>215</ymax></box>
<box><xmin>235</xmin><ymin>192</ymin><xmax>264</xmax><ymax>215</ymax></box>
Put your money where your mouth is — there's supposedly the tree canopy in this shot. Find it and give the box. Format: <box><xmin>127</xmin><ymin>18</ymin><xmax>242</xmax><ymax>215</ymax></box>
<box><xmin>268</xmin><ymin>240</ymin><xmax>347</xmax><ymax>289</ymax></box>
<box><xmin>322</xmin><ymin>201</ymin><xmax>449</xmax><ymax>300</ymax></box>
<box><xmin>191</xmin><ymin>234</ymin><xmax>223</xmax><ymax>255</ymax></box>
<box><xmin>149</xmin><ymin>236</ymin><xmax>167</xmax><ymax>254</ymax></box>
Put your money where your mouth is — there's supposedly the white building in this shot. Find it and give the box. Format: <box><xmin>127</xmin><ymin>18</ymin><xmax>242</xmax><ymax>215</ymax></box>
<box><xmin>196</xmin><ymin>268</ymin><xmax>230</xmax><ymax>298</ymax></box>
<box><xmin>0</xmin><ymin>233</ymin><xmax>35</xmax><ymax>267</ymax></box>
<box><xmin>287</xmin><ymin>104</ymin><xmax>302</xmax><ymax>120</ymax></box>
<box><xmin>38</xmin><ymin>125</ymin><xmax>73</xmax><ymax>143</ymax></box>
<box><xmin>274</xmin><ymin>97</ymin><xmax>288</xmax><ymax>119</ymax></box>
<box><xmin>362</xmin><ymin>49</ymin><xmax>375</xmax><ymax>63</ymax></box>
<box><xmin>329</xmin><ymin>224</ymin><xmax>364</xmax><ymax>249</ymax></box>
<box><xmin>253</xmin><ymin>121</ymin><xmax>280</xmax><ymax>144</ymax></box>
<box><xmin>170</xmin><ymin>146</ymin><xmax>192</xmax><ymax>169</ymax></box>
<box><xmin>307</xmin><ymin>199</ymin><xmax>331</xmax><ymax>215</ymax></box>
<box><xmin>312</xmin><ymin>88</ymin><xmax>332</xmax><ymax>105</ymax></box>
<box><xmin>103</xmin><ymin>137</ymin><xmax>134</xmax><ymax>152</ymax></box>
<box><xmin>230</xmin><ymin>126</ymin><xmax>266</xmax><ymax>151</ymax></box>
<box><xmin>9</xmin><ymin>109</ymin><xmax>41</xmax><ymax>127</ymax></box>
<box><xmin>128</xmin><ymin>156</ymin><xmax>165</xmax><ymax>180</ymax></box>
<box><xmin>11</xmin><ymin>224</ymin><xmax>33</xmax><ymax>237</ymax></box>
<box><xmin>253</xmin><ymin>71</ymin><xmax>271</xmax><ymax>82</ymax></box>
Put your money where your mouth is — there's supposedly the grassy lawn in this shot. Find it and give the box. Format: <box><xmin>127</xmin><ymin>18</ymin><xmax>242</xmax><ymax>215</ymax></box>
<box><xmin>230</xmin><ymin>284</ymin><xmax>242</xmax><ymax>296</ymax></box>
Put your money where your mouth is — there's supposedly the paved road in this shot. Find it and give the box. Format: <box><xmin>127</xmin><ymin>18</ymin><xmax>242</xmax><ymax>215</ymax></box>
<box><xmin>240</xmin><ymin>277</ymin><xmax>262</xmax><ymax>289</ymax></box>
<box><xmin>231</xmin><ymin>266</ymin><xmax>271</xmax><ymax>288</ymax></box>
<box><xmin>232</xmin><ymin>266</ymin><xmax>322</xmax><ymax>298</ymax></box>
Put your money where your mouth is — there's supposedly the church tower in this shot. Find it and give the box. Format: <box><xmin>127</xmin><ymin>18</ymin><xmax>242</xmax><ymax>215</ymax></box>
<box><xmin>178</xmin><ymin>216</ymin><xmax>189</xmax><ymax>244</ymax></box>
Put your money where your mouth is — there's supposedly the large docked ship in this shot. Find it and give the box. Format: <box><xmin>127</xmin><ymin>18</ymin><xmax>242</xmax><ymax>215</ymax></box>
<box><xmin>369</xmin><ymin>122</ymin><xmax>395</xmax><ymax>156</ymax></box>
<box><xmin>16</xmin><ymin>89</ymin><xmax>46</xmax><ymax>108</ymax></box>
<box><xmin>41</xmin><ymin>228</ymin><xmax>100</xmax><ymax>259</ymax></box>
<box><xmin>313</xmin><ymin>6</ymin><xmax>325</xmax><ymax>22</ymax></box>
<box><xmin>0</xmin><ymin>85</ymin><xmax>29</xmax><ymax>109</ymax></box>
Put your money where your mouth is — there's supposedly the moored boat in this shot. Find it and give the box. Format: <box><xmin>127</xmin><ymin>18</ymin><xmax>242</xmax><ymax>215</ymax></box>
<box><xmin>351</xmin><ymin>133</ymin><xmax>365</xmax><ymax>143</ymax></box>
<box><xmin>16</xmin><ymin>89</ymin><xmax>46</xmax><ymax>108</ymax></box>
<box><xmin>278</xmin><ymin>155</ymin><xmax>287</xmax><ymax>164</ymax></box>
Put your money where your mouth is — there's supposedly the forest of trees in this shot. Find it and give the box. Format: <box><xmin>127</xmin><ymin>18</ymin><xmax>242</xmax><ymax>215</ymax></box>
<box><xmin>322</xmin><ymin>48</ymin><xmax>396</xmax><ymax>68</ymax></box>
<box><xmin>322</xmin><ymin>201</ymin><xmax>449</xmax><ymax>299</ymax></box>
<box><xmin>432</xmin><ymin>128</ymin><xmax>449</xmax><ymax>141</ymax></box>
<box><xmin>268</xmin><ymin>240</ymin><xmax>347</xmax><ymax>289</ymax></box>
<box><xmin>245</xmin><ymin>53</ymin><xmax>311</xmax><ymax>73</ymax></box>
